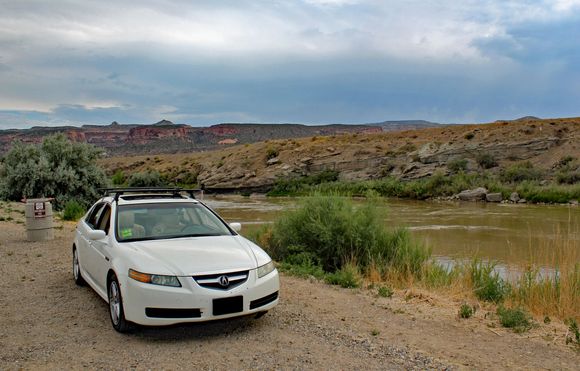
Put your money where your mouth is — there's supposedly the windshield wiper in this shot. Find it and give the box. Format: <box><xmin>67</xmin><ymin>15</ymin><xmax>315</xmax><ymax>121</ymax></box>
<box><xmin>180</xmin><ymin>233</ymin><xmax>223</xmax><ymax>238</ymax></box>
<box><xmin>119</xmin><ymin>233</ymin><xmax>227</xmax><ymax>242</ymax></box>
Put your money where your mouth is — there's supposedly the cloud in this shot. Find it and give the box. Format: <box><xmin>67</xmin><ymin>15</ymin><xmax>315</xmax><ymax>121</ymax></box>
<box><xmin>0</xmin><ymin>1</ymin><xmax>579</xmax><ymax>128</ymax></box>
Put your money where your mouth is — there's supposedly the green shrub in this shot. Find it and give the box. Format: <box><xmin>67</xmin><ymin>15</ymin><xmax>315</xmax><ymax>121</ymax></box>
<box><xmin>464</xmin><ymin>132</ymin><xmax>475</xmax><ymax>140</ymax></box>
<box><xmin>500</xmin><ymin>161</ymin><xmax>544</xmax><ymax>183</ymax></box>
<box><xmin>475</xmin><ymin>153</ymin><xmax>498</xmax><ymax>169</ymax></box>
<box><xmin>447</xmin><ymin>158</ymin><xmax>468</xmax><ymax>173</ymax></box>
<box><xmin>423</xmin><ymin>263</ymin><xmax>458</xmax><ymax>288</ymax></box>
<box><xmin>556</xmin><ymin>170</ymin><xmax>580</xmax><ymax>185</ymax></box>
<box><xmin>267</xmin><ymin>170</ymin><xmax>339</xmax><ymax>196</ymax></box>
<box><xmin>516</xmin><ymin>182</ymin><xmax>580</xmax><ymax>203</ymax></box>
<box><xmin>127</xmin><ymin>171</ymin><xmax>166</xmax><ymax>187</ymax></box>
<box><xmin>497</xmin><ymin>306</ymin><xmax>532</xmax><ymax>333</ymax></box>
<box><xmin>469</xmin><ymin>259</ymin><xmax>509</xmax><ymax>302</ymax></box>
<box><xmin>266</xmin><ymin>146</ymin><xmax>279</xmax><ymax>160</ymax></box>
<box><xmin>557</xmin><ymin>155</ymin><xmax>576</xmax><ymax>168</ymax></box>
<box><xmin>325</xmin><ymin>263</ymin><xmax>361</xmax><ymax>288</ymax></box>
<box><xmin>111</xmin><ymin>170</ymin><xmax>125</xmax><ymax>185</ymax></box>
<box><xmin>459</xmin><ymin>303</ymin><xmax>475</xmax><ymax>319</ymax></box>
<box><xmin>266</xmin><ymin>195</ymin><xmax>429</xmax><ymax>276</ymax></box>
<box><xmin>0</xmin><ymin>134</ymin><xmax>107</xmax><ymax>209</ymax></box>
<box><xmin>377</xmin><ymin>285</ymin><xmax>394</xmax><ymax>298</ymax></box>
<box><xmin>62</xmin><ymin>200</ymin><xmax>86</xmax><ymax>221</ymax></box>
<box><xmin>178</xmin><ymin>171</ymin><xmax>199</xmax><ymax>186</ymax></box>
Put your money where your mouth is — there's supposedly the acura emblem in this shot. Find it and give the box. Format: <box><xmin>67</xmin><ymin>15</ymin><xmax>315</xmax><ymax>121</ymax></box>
<box><xmin>218</xmin><ymin>275</ymin><xmax>229</xmax><ymax>287</ymax></box>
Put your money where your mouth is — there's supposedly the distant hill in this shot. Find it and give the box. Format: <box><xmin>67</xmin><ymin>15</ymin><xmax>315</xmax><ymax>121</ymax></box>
<box><xmin>368</xmin><ymin>120</ymin><xmax>440</xmax><ymax>131</ymax></box>
<box><xmin>495</xmin><ymin>116</ymin><xmax>541</xmax><ymax>123</ymax></box>
<box><xmin>0</xmin><ymin>119</ymin><xmax>439</xmax><ymax>156</ymax></box>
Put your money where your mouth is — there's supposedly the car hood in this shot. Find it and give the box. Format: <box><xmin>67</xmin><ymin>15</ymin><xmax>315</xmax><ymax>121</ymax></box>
<box><xmin>125</xmin><ymin>235</ymin><xmax>258</xmax><ymax>276</ymax></box>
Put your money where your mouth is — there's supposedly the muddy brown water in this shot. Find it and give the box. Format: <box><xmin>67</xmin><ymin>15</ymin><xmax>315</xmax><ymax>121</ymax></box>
<box><xmin>205</xmin><ymin>196</ymin><xmax>580</xmax><ymax>269</ymax></box>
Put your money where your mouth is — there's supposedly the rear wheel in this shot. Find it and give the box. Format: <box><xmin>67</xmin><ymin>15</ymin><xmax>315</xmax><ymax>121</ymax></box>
<box><xmin>72</xmin><ymin>248</ymin><xmax>85</xmax><ymax>286</ymax></box>
<box><xmin>108</xmin><ymin>275</ymin><xmax>131</xmax><ymax>333</ymax></box>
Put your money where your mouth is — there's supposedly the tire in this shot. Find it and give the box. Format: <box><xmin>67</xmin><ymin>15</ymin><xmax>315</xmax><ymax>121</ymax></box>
<box><xmin>108</xmin><ymin>274</ymin><xmax>131</xmax><ymax>333</ymax></box>
<box><xmin>72</xmin><ymin>247</ymin><xmax>86</xmax><ymax>286</ymax></box>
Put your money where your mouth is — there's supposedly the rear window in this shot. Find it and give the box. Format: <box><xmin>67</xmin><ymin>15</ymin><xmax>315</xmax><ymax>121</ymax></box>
<box><xmin>116</xmin><ymin>202</ymin><xmax>233</xmax><ymax>242</ymax></box>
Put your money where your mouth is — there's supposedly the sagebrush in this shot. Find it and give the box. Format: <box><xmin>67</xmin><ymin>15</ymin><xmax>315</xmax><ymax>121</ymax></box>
<box><xmin>0</xmin><ymin>134</ymin><xmax>107</xmax><ymax>209</ymax></box>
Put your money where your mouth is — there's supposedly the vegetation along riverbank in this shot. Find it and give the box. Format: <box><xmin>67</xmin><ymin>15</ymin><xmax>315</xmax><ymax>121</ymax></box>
<box><xmin>249</xmin><ymin>195</ymin><xmax>579</xmax><ymax>336</ymax></box>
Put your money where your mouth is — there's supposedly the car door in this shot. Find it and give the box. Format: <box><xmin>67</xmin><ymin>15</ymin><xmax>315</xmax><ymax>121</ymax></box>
<box><xmin>77</xmin><ymin>202</ymin><xmax>105</xmax><ymax>285</ymax></box>
<box><xmin>88</xmin><ymin>203</ymin><xmax>113</xmax><ymax>293</ymax></box>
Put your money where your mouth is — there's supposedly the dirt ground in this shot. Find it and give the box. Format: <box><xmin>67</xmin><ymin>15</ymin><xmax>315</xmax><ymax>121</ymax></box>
<box><xmin>0</xmin><ymin>203</ymin><xmax>578</xmax><ymax>370</ymax></box>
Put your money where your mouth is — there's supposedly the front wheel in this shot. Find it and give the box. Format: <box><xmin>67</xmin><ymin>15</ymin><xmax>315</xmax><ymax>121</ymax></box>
<box><xmin>108</xmin><ymin>275</ymin><xmax>131</xmax><ymax>333</ymax></box>
<box><xmin>72</xmin><ymin>248</ymin><xmax>86</xmax><ymax>286</ymax></box>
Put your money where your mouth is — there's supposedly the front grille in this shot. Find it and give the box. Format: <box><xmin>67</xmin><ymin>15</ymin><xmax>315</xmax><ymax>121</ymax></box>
<box><xmin>250</xmin><ymin>291</ymin><xmax>279</xmax><ymax>310</ymax></box>
<box><xmin>145</xmin><ymin>308</ymin><xmax>202</xmax><ymax>318</ymax></box>
<box><xmin>193</xmin><ymin>270</ymin><xmax>249</xmax><ymax>290</ymax></box>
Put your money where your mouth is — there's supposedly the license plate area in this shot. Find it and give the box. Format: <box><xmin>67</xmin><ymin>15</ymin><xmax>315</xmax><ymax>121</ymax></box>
<box><xmin>213</xmin><ymin>296</ymin><xmax>243</xmax><ymax>316</ymax></box>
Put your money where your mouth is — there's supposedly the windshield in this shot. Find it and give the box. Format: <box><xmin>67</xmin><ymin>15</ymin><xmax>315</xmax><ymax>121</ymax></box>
<box><xmin>116</xmin><ymin>202</ymin><xmax>233</xmax><ymax>242</ymax></box>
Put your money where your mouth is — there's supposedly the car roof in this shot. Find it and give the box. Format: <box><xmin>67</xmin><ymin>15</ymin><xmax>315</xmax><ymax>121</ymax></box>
<box><xmin>99</xmin><ymin>195</ymin><xmax>200</xmax><ymax>206</ymax></box>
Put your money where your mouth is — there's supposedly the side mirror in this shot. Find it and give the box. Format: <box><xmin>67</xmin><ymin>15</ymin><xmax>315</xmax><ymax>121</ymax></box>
<box><xmin>229</xmin><ymin>222</ymin><xmax>242</xmax><ymax>232</ymax></box>
<box><xmin>88</xmin><ymin>230</ymin><xmax>107</xmax><ymax>240</ymax></box>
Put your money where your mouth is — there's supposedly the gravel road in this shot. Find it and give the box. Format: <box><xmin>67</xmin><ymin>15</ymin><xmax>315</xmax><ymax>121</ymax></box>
<box><xmin>1</xmin><ymin>213</ymin><xmax>578</xmax><ymax>370</ymax></box>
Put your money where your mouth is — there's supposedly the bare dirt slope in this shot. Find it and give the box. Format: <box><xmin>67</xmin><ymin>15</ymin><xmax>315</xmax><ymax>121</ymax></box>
<box><xmin>100</xmin><ymin>117</ymin><xmax>580</xmax><ymax>190</ymax></box>
<box><xmin>0</xmin><ymin>209</ymin><xmax>578</xmax><ymax>370</ymax></box>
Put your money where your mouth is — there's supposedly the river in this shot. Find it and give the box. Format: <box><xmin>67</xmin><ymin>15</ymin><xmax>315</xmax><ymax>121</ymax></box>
<box><xmin>205</xmin><ymin>195</ymin><xmax>579</xmax><ymax>269</ymax></box>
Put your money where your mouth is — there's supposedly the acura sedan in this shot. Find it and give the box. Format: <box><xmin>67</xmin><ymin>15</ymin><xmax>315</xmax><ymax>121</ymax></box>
<box><xmin>72</xmin><ymin>188</ymin><xmax>279</xmax><ymax>332</ymax></box>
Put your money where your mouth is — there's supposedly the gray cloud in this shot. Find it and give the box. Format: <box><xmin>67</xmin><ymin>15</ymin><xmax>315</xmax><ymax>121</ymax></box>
<box><xmin>0</xmin><ymin>0</ymin><xmax>579</xmax><ymax>129</ymax></box>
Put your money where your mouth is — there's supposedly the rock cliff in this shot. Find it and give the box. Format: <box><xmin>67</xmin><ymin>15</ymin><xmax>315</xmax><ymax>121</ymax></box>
<box><xmin>100</xmin><ymin>117</ymin><xmax>580</xmax><ymax>191</ymax></box>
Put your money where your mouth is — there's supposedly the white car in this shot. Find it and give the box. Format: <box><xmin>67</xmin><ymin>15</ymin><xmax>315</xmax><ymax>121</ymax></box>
<box><xmin>72</xmin><ymin>188</ymin><xmax>279</xmax><ymax>332</ymax></box>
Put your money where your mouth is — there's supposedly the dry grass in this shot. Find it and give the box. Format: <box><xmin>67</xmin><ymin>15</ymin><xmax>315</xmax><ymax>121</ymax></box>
<box><xmin>507</xmin><ymin>226</ymin><xmax>579</xmax><ymax>320</ymax></box>
<box><xmin>357</xmin><ymin>226</ymin><xmax>579</xmax><ymax>322</ymax></box>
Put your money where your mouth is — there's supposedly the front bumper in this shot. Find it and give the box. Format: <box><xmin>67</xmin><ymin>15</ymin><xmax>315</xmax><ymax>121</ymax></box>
<box><xmin>122</xmin><ymin>269</ymin><xmax>279</xmax><ymax>326</ymax></box>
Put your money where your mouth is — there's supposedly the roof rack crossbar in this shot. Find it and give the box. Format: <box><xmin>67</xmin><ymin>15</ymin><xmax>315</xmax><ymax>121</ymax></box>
<box><xmin>98</xmin><ymin>187</ymin><xmax>203</xmax><ymax>202</ymax></box>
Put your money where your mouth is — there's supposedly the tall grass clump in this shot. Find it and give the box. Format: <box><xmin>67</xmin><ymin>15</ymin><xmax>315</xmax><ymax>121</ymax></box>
<box><xmin>469</xmin><ymin>259</ymin><xmax>509</xmax><ymax>303</ymax></box>
<box><xmin>509</xmin><ymin>230</ymin><xmax>580</xmax><ymax>319</ymax></box>
<box><xmin>263</xmin><ymin>195</ymin><xmax>430</xmax><ymax>278</ymax></box>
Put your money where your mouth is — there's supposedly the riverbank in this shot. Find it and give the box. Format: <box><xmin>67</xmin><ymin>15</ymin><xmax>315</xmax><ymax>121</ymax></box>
<box><xmin>265</xmin><ymin>171</ymin><xmax>580</xmax><ymax>204</ymax></box>
<box><xmin>0</xmin><ymin>210</ymin><xmax>578</xmax><ymax>369</ymax></box>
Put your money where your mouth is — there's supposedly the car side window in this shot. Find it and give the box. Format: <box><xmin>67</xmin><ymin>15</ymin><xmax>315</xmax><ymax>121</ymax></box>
<box><xmin>86</xmin><ymin>203</ymin><xmax>105</xmax><ymax>229</ymax></box>
<box><xmin>96</xmin><ymin>205</ymin><xmax>111</xmax><ymax>234</ymax></box>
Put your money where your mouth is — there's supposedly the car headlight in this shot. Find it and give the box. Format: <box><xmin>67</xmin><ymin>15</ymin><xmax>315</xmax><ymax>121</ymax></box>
<box><xmin>128</xmin><ymin>269</ymin><xmax>181</xmax><ymax>287</ymax></box>
<box><xmin>257</xmin><ymin>260</ymin><xmax>275</xmax><ymax>278</ymax></box>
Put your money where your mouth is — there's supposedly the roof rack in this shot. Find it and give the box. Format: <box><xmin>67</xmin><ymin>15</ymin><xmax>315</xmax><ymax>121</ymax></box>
<box><xmin>99</xmin><ymin>187</ymin><xmax>204</xmax><ymax>202</ymax></box>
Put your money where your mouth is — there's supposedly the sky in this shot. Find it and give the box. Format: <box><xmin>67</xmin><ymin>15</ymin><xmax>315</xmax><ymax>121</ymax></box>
<box><xmin>1</xmin><ymin>0</ymin><xmax>579</xmax><ymax>129</ymax></box>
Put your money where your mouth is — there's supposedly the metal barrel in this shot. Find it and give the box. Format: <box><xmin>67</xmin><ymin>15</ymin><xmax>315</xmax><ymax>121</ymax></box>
<box><xmin>24</xmin><ymin>199</ymin><xmax>54</xmax><ymax>241</ymax></box>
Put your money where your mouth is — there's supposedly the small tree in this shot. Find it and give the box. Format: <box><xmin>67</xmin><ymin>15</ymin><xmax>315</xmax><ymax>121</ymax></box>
<box><xmin>127</xmin><ymin>170</ymin><xmax>166</xmax><ymax>187</ymax></box>
<box><xmin>0</xmin><ymin>134</ymin><xmax>107</xmax><ymax>209</ymax></box>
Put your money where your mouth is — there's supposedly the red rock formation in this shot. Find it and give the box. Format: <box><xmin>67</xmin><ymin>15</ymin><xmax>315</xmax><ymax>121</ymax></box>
<box><xmin>127</xmin><ymin>125</ymin><xmax>191</xmax><ymax>144</ymax></box>
<box><xmin>204</xmin><ymin>125</ymin><xmax>238</xmax><ymax>136</ymax></box>
<box><xmin>66</xmin><ymin>130</ymin><xmax>86</xmax><ymax>142</ymax></box>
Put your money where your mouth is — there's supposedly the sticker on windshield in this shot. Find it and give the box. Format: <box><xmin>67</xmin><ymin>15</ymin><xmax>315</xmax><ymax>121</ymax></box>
<box><xmin>120</xmin><ymin>228</ymin><xmax>132</xmax><ymax>238</ymax></box>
